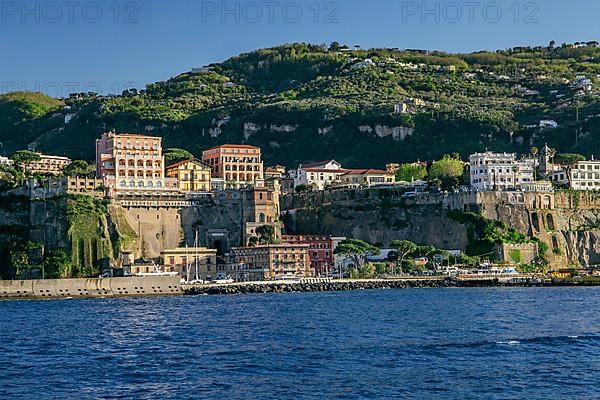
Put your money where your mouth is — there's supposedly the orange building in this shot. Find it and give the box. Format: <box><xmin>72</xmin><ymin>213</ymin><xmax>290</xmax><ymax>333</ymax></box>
<box><xmin>231</xmin><ymin>244</ymin><xmax>311</xmax><ymax>281</ymax></box>
<box><xmin>202</xmin><ymin>144</ymin><xmax>263</xmax><ymax>188</ymax></box>
<box><xmin>96</xmin><ymin>132</ymin><xmax>170</xmax><ymax>192</ymax></box>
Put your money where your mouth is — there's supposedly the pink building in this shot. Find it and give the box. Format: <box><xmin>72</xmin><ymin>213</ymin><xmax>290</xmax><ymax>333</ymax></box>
<box><xmin>95</xmin><ymin>132</ymin><xmax>177</xmax><ymax>193</ymax></box>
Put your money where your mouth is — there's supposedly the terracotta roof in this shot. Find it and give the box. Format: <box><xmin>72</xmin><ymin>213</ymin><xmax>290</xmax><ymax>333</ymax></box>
<box><xmin>166</xmin><ymin>158</ymin><xmax>209</xmax><ymax>170</ymax></box>
<box><xmin>342</xmin><ymin>169</ymin><xmax>389</xmax><ymax>175</ymax></box>
<box><xmin>203</xmin><ymin>144</ymin><xmax>261</xmax><ymax>152</ymax></box>
<box><xmin>304</xmin><ymin>168</ymin><xmax>348</xmax><ymax>173</ymax></box>
<box><xmin>105</xmin><ymin>132</ymin><xmax>160</xmax><ymax>139</ymax></box>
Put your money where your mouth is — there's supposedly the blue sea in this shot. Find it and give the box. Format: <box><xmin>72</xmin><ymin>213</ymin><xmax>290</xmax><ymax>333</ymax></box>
<box><xmin>1</xmin><ymin>288</ymin><xmax>599</xmax><ymax>399</ymax></box>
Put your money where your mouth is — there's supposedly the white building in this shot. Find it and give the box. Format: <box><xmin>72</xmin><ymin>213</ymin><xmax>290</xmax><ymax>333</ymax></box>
<box><xmin>0</xmin><ymin>156</ymin><xmax>14</xmax><ymax>166</ymax></box>
<box><xmin>552</xmin><ymin>159</ymin><xmax>600</xmax><ymax>190</ymax></box>
<box><xmin>470</xmin><ymin>152</ymin><xmax>535</xmax><ymax>191</ymax></box>
<box><xmin>293</xmin><ymin>160</ymin><xmax>346</xmax><ymax>190</ymax></box>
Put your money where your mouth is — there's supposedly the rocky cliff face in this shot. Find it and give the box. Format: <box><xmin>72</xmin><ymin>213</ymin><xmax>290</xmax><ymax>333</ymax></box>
<box><xmin>281</xmin><ymin>189</ymin><xmax>600</xmax><ymax>268</ymax></box>
<box><xmin>116</xmin><ymin>198</ymin><xmax>244</xmax><ymax>259</ymax></box>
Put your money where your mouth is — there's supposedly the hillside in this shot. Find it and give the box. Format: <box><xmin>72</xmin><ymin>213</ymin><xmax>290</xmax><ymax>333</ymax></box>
<box><xmin>2</xmin><ymin>42</ymin><xmax>600</xmax><ymax>167</ymax></box>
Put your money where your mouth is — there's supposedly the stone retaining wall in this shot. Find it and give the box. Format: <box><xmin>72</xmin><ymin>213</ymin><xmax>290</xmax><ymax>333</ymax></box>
<box><xmin>0</xmin><ymin>276</ymin><xmax>182</xmax><ymax>300</ymax></box>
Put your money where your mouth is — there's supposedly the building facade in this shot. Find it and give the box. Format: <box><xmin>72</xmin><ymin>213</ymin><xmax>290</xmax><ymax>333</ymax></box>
<box><xmin>161</xmin><ymin>247</ymin><xmax>218</xmax><ymax>280</ymax></box>
<box><xmin>0</xmin><ymin>156</ymin><xmax>14</xmax><ymax>166</ymax></box>
<box><xmin>96</xmin><ymin>132</ymin><xmax>168</xmax><ymax>192</ymax></box>
<box><xmin>242</xmin><ymin>180</ymin><xmax>281</xmax><ymax>244</ymax></box>
<box><xmin>552</xmin><ymin>160</ymin><xmax>600</xmax><ymax>190</ymax></box>
<box><xmin>282</xmin><ymin>235</ymin><xmax>345</xmax><ymax>276</ymax></box>
<box><xmin>470</xmin><ymin>152</ymin><xmax>535</xmax><ymax>191</ymax></box>
<box><xmin>339</xmin><ymin>169</ymin><xmax>395</xmax><ymax>187</ymax></box>
<box><xmin>202</xmin><ymin>144</ymin><xmax>263</xmax><ymax>188</ymax></box>
<box><xmin>67</xmin><ymin>177</ymin><xmax>105</xmax><ymax>195</ymax></box>
<box><xmin>231</xmin><ymin>244</ymin><xmax>311</xmax><ymax>281</ymax></box>
<box><xmin>293</xmin><ymin>160</ymin><xmax>346</xmax><ymax>190</ymax></box>
<box><xmin>165</xmin><ymin>159</ymin><xmax>211</xmax><ymax>192</ymax></box>
<box><xmin>27</xmin><ymin>153</ymin><xmax>72</xmax><ymax>175</ymax></box>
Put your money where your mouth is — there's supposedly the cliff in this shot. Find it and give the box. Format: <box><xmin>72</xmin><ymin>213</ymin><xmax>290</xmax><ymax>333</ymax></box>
<box><xmin>281</xmin><ymin>189</ymin><xmax>600</xmax><ymax>268</ymax></box>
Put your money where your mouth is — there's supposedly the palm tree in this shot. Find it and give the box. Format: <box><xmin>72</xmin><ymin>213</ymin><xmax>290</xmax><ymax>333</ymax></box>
<box><xmin>512</xmin><ymin>165</ymin><xmax>520</xmax><ymax>189</ymax></box>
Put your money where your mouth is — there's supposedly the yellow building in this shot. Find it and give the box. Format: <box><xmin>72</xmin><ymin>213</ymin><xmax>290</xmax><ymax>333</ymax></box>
<box><xmin>161</xmin><ymin>247</ymin><xmax>218</xmax><ymax>280</ymax></box>
<box><xmin>339</xmin><ymin>169</ymin><xmax>395</xmax><ymax>187</ymax></box>
<box><xmin>165</xmin><ymin>159</ymin><xmax>211</xmax><ymax>192</ymax></box>
<box><xmin>27</xmin><ymin>153</ymin><xmax>72</xmax><ymax>175</ymax></box>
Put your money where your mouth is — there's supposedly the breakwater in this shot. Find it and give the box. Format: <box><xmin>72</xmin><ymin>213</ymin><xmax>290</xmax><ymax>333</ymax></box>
<box><xmin>0</xmin><ymin>276</ymin><xmax>182</xmax><ymax>300</ymax></box>
<box><xmin>184</xmin><ymin>278</ymin><xmax>460</xmax><ymax>295</ymax></box>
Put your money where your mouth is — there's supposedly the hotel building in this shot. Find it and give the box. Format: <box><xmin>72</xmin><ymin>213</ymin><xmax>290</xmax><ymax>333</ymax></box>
<box><xmin>469</xmin><ymin>152</ymin><xmax>535</xmax><ymax>191</ymax></box>
<box><xmin>282</xmin><ymin>235</ymin><xmax>345</xmax><ymax>276</ymax></box>
<box><xmin>27</xmin><ymin>153</ymin><xmax>72</xmax><ymax>176</ymax></box>
<box><xmin>202</xmin><ymin>144</ymin><xmax>263</xmax><ymax>188</ymax></box>
<box><xmin>95</xmin><ymin>132</ymin><xmax>172</xmax><ymax>192</ymax></box>
<box><xmin>552</xmin><ymin>159</ymin><xmax>600</xmax><ymax>190</ymax></box>
<box><xmin>231</xmin><ymin>244</ymin><xmax>311</xmax><ymax>281</ymax></box>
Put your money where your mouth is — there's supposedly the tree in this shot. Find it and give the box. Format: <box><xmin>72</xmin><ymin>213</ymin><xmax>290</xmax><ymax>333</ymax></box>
<box><xmin>44</xmin><ymin>249</ymin><xmax>71</xmax><ymax>279</ymax></box>
<box><xmin>10</xmin><ymin>150</ymin><xmax>41</xmax><ymax>172</ymax></box>
<box><xmin>255</xmin><ymin>225</ymin><xmax>277</xmax><ymax>245</ymax></box>
<box><xmin>395</xmin><ymin>164</ymin><xmax>427</xmax><ymax>182</ymax></box>
<box><xmin>64</xmin><ymin>160</ymin><xmax>95</xmax><ymax>177</ymax></box>
<box><xmin>530</xmin><ymin>146</ymin><xmax>539</xmax><ymax>158</ymax></box>
<box><xmin>390</xmin><ymin>240</ymin><xmax>417</xmax><ymax>275</ymax></box>
<box><xmin>334</xmin><ymin>239</ymin><xmax>380</xmax><ymax>269</ymax></box>
<box><xmin>555</xmin><ymin>153</ymin><xmax>586</xmax><ymax>188</ymax></box>
<box><xmin>164</xmin><ymin>148</ymin><xmax>194</xmax><ymax>166</ymax></box>
<box><xmin>549</xmin><ymin>40</ymin><xmax>556</xmax><ymax>49</ymax></box>
<box><xmin>429</xmin><ymin>155</ymin><xmax>464</xmax><ymax>190</ymax></box>
<box><xmin>295</xmin><ymin>184</ymin><xmax>312</xmax><ymax>194</ymax></box>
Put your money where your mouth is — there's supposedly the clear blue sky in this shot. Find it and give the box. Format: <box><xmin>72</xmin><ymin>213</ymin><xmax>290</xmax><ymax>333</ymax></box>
<box><xmin>1</xmin><ymin>0</ymin><xmax>599</xmax><ymax>96</ymax></box>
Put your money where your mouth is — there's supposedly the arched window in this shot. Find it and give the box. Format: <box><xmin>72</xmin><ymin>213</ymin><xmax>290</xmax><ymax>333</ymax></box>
<box><xmin>138</xmin><ymin>181</ymin><xmax>144</xmax><ymax>187</ymax></box>
<box><xmin>128</xmin><ymin>170</ymin><xmax>135</xmax><ymax>177</ymax></box>
<box><xmin>128</xmin><ymin>180</ymin><xmax>135</xmax><ymax>187</ymax></box>
<box><xmin>120</xmin><ymin>180</ymin><xmax>126</xmax><ymax>187</ymax></box>
<box><xmin>247</xmin><ymin>174</ymin><xmax>252</xmax><ymax>181</ymax></box>
<box><xmin>128</xmin><ymin>160</ymin><xmax>135</xmax><ymax>167</ymax></box>
<box><xmin>147</xmin><ymin>181</ymin><xmax>154</xmax><ymax>187</ymax></box>
<box><xmin>137</xmin><ymin>160</ymin><xmax>144</xmax><ymax>167</ymax></box>
<box><xmin>156</xmin><ymin>181</ymin><xmax>163</xmax><ymax>188</ymax></box>
<box><xmin>119</xmin><ymin>159</ymin><xmax>126</xmax><ymax>166</ymax></box>
<box><xmin>259</xmin><ymin>213</ymin><xmax>266</xmax><ymax>223</ymax></box>
<box><xmin>146</xmin><ymin>160</ymin><xmax>153</xmax><ymax>167</ymax></box>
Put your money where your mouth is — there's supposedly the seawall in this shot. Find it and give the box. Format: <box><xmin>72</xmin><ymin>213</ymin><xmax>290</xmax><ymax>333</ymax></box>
<box><xmin>0</xmin><ymin>276</ymin><xmax>182</xmax><ymax>300</ymax></box>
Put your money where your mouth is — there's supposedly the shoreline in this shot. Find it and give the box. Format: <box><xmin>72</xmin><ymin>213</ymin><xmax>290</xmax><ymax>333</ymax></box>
<box><xmin>2</xmin><ymin>276</ymin><xmax>599</xmax><ymax>301</ymax></box>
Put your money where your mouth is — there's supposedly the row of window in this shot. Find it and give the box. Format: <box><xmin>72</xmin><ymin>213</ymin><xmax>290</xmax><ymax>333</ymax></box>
<box><xmin>115</xmin><ymin>142</ymin><xmax>159</xmax><ymax>150</ymax></box>
<box><xmin>572</xmin><ymin>173</ymin><xmax>600</xmax><ymax>180</ymax></box>
<box><xmin>118</xmin><ymin>171</ymin><xmax>163</xmax><ymax>178</ymax></box>
<box><xmin>573</xmin><ymin>164</ymin><xmax>600</xmax><ymax>171</ymax></box>
<box><xmin>224</xmin><ymin>173</ymin><xmax>261</xmax><ymax>181</ymax></box>
<box><xmin>118</xmin><ymin>180</ymin><xmax>165</xmax><ymax>188</ymax></box>
<box><xmin>224</xmin><ymin>164</ymin><xmax>262</xmax><ymax>172</ymax></box>
<box><xmin>118</xmin><ymin>160</ymin><xmax>162</xmax><ymax>167</ymax></box>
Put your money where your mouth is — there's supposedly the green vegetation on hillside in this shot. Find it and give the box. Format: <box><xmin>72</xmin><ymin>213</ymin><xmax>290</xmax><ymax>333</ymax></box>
<box><xmin>4</xmin><ymin>42</ymin><xmax>600</xmax><ymax>167</ymax></box>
